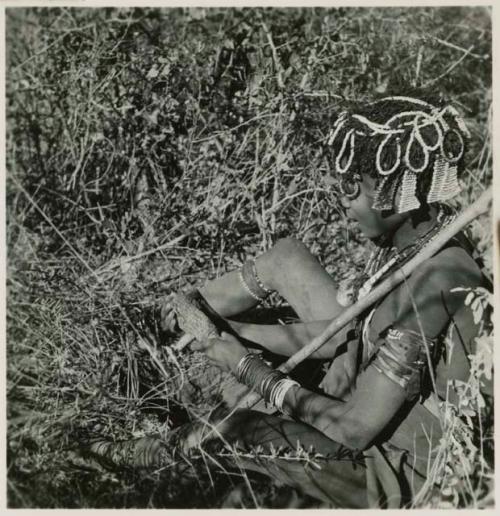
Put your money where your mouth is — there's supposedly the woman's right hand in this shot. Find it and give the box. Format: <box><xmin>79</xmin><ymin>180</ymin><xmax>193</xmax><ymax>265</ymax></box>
<box><xmin>190</xmin><ymin>332</ymin><xmax>248</xmax><ymax>374</ymax></box>
<box><xmin>160</xmin><ymin>293</ymin><xmax>179</xmax><ymax>333</ymax></box>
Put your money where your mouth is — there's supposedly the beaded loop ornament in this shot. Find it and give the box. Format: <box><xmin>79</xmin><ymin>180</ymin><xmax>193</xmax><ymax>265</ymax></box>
<box><xmin>326</xmin><ymin>96</ymin><xmax>470</xmax><ymax>213</ymax></box>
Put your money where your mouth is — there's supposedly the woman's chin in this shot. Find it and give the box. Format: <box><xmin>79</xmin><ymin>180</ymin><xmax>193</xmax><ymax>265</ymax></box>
<box><xmin>360</xmin><ymin>226</ymin><xmax>383</xmax><ymax>240</ymax></box>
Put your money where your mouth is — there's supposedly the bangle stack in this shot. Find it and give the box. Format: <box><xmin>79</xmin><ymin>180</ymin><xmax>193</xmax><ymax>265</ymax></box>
<box><xmin>239</xmin><ymin>260</ymin><xmax>273</xmax><ymax>302</ymax></box>
<box><xmin>236</xmin><ymin>353</ymin><xmax>300</xmax><ymax>414</ymax></box>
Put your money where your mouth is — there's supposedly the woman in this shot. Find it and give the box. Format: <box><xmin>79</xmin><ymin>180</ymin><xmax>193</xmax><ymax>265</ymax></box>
<box><xmin>159</xmin><ymin>96</ymin><xmax>487</xmax><ymax>507</ymax></box>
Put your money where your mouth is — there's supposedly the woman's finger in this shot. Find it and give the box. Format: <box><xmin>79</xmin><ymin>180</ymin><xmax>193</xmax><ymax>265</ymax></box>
<box><xmin>190</xmin><ymin>338</ymin><xmax>209</xmax><ymax>351</ymax></box>
<box><xmin>219</xmin><ymin>332</ymin><xmax>241</xmax><ymax>345</ymax></box>
<box><xmin>160</xmin><ymin>305</ymin><xmax>168</xmax><ymax>319</ymax></box>
<box><xmin>160</xmin><ymin>306</ymin><xmax>172</xmax><ymax>325</ymax></box>
<box><xmin>161</xmin><ymin>311</ymin><xmax>173</xmax><ymax>330</ymax></box>
<box><xmin>160</xmin><ymin>298</ymin><xmax>179</xmax><ymax>331</ymax></box>
<box><xmin>192</xmin><ymin>336</ymin><xmax>224</xmax><ymax>352</ymax></box>
<box><xmin>160</xmin><ymin>294</ymin><xmax>175</xmax><ymax>315</ymax></box>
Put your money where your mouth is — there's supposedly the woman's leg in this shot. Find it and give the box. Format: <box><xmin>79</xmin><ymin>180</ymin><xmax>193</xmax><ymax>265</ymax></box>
<box><xmin>202</xmin><ymin>409</ymin><xmax>369</xmax><ymax>508</ymax></box>
<box><xmin>255</xmin><ymin>237</ymin><xmax>344</xmax><ymax>322</ymax></box>
<box><xmin>201</xmin><ymin>238</ymin><xmax>343</xmax><ymax>322</ymax></box>
<box><xmin>200</xmin><ymin>237</ymin><xmax>354</xmax><ymax>359</ymax></box>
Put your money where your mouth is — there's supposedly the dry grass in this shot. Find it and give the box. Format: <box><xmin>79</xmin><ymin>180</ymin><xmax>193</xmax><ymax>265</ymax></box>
<box><xmin>6</xmin><ymin>6</ymin><xmax>493</xmax><ymax>508</ymax></box>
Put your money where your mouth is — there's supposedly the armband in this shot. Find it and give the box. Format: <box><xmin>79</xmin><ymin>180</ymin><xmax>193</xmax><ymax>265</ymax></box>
<box><xmin>372</xmin><ymin>327</ymin><xmax>436</xmax><ymax>401</ymax></box>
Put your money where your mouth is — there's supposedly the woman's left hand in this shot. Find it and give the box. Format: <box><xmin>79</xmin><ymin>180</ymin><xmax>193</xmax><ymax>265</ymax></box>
<box><xmin>190</xmin><ymin>331</ymin><xmax>248</xmax><ymax>373</ymax></box>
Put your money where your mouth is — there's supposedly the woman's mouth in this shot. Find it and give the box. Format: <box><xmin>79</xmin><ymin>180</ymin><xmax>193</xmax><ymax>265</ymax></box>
<box><xmin>345</xmin><ymin>208</ymin><xmax>356</xmax><ymax>221</ymax></box>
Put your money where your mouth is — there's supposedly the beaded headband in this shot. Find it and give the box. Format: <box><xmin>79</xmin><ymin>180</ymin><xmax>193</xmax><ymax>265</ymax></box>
<box><xmin>327</xmin><ymin>96</ymin><xmax>470</xmax><ymax>213</ymax></box>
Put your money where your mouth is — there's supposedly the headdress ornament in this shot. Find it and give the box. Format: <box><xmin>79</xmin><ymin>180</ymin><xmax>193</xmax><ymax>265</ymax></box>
<box><xmin>327</xmin><ymin>96</ymin><xmax>469</xmax><ymax>213</ymax></box>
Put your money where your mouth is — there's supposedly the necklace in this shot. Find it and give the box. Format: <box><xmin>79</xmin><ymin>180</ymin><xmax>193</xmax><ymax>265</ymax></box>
<box><xmin>356</xmin><ymin>205</ymin><xmax>456</xmax><ymax>300</ymax></box>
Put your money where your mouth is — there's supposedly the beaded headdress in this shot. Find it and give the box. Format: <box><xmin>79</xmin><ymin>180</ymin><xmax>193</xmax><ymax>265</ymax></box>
<box><xmin>326</xmin><ymin>96</ymin><xmax>470</xmax><ymax>213</ymax></box>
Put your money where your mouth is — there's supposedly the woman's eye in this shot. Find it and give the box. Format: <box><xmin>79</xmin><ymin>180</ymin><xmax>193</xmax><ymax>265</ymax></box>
<box><xmin>340</xmin><ymin>179</ymin><xmax>360</xmax><ymax>200</ymax></box>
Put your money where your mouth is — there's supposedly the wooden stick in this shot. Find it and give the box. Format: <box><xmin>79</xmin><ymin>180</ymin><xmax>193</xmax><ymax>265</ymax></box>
<box><xmin>237</xmin><ymin>187</ymin><xmax>492</xmax><ymax>409</ymax></box>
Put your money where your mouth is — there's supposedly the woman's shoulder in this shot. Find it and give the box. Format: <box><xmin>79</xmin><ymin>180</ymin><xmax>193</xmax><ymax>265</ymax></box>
<box><xmin>373</xmin><ymin>238</ymin><xmax>484</xmax><ymax>339</ymax></box>
<box><xmin>413</xmin><ymin>237</ymin><xmax>483</xmax><ymax>291</ymax></box>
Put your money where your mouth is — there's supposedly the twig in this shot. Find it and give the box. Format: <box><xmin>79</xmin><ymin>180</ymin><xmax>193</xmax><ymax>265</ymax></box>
<box><xmin>414</xmin><ymin>46</ymin><xmax>423</xmax><ymax>87</ymax></box>
<box><xmin>11</xmin><ymin>24</ymin><xmax>96</xmax><ymax>72</ymax></box>
<box><xmin>293</xmin><ymin>91</ymin><xmax>343</xmax><ymax>99</ymax></box>
<box><xmin>192</xmin><ymin>112</ymin><xmax>277</xmax><ymax>144</ymax></box>
<box><xmin>95</xmin><ymin>234</ymin><xmax>187</xmax><ymax>275</ymax></box>
<box><xmin>261</xmin><ymin>22</ymin><xmax>285</xmax><ymax>90</ymax></box>
<box><xmin>10</xmin><ymin>176</ymin><xmax>101</xmax><ymax>282</ymax></box>
<box><xmin>431</xmin><ymin>36</ymin><xmax>487</xmax><ymax>60</ymax></box>
<box><xmin>423</xmin><ymin>45</ymin><xmax>475</xmax><ymax>87</ymax></box>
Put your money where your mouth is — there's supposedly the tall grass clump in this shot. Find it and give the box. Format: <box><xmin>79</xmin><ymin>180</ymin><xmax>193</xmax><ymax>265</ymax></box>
<box><xmin>6</xmin><ymin>6</ymin><xmax>493</xmax><ymax>508</ymax></box>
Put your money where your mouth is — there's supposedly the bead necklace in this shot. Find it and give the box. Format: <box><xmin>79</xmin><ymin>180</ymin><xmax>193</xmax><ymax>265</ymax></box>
<box><xmin>356</xmin><ymin>205</ymin><xmax>456</xmax><ymax>301</ymax></box>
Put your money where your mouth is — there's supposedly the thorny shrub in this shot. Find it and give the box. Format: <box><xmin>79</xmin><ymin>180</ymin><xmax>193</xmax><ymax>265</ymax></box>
<box><xmin>6</xmin><ymin>6</ymin><xmax>493</xmax><ymax>508</ymax></box>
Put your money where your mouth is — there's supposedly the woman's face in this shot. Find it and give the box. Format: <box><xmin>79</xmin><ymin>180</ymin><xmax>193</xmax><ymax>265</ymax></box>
<box><xmin>340</xmin><ymin>174</ymin><xmax>407</xmax><ymax>239</ymax></box>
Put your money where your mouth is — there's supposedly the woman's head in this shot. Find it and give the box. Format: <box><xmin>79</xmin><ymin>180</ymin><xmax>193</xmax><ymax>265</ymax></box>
<box><xmin>326</xmin><ymin>95</ymin><xmax>469</xmax><ymax>237</ymax></box>
<box><xmin>341</xmin><ymin>174</ymin><xmax>407</xmax><ymax>239</ymax></box>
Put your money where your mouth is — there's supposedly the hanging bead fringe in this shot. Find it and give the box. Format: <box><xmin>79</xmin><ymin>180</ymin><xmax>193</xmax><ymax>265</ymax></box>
<box><xmin>427</xmin><ymin>157</ymin><xmax>461</xmax><ymax>204</ymax></box>
<box><xmin>397</xmin><ymin>169</ymin><xmax>421</xmax><ymax>213</ymax></box>
<box><xmin>372</xmin><ymin>175</ymin><xmax>400</xmax><ymax>211</ymax></box>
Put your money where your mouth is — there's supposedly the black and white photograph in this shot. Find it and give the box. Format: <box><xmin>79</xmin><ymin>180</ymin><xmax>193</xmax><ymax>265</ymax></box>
<box><xmin>4</xmin><ymin>1</ymin><xmax>495</xmax><ymax>509</ymax></box>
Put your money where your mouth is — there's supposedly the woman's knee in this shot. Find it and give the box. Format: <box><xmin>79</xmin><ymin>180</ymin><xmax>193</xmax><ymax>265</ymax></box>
<box><xmin>273</xmin><ymin>237</ymin><xmax>309</xmax><ymax>257</ymax></box>
<box><xmin>257</xmin><ymin>238</ymin><xmax>312</xmax><ymax>289</ymax></box>
<box><xmin>267</xmin><ymin>238</ymin><xmax>312</xmax><ymax>272</ymax></box>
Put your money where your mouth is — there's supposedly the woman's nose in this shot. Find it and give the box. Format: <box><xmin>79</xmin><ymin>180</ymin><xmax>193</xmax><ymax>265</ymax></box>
<box><xmin>340</xmin><ymin>196</ymin><xmax>351</xmax><ymax>210</ymax></box>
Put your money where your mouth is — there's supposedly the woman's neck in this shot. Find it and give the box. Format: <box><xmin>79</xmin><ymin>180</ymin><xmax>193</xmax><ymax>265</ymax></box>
<box><xmin>391</xmin><ymin>205</ymin><xmax>439</xmax><ymax>251</ymax></box>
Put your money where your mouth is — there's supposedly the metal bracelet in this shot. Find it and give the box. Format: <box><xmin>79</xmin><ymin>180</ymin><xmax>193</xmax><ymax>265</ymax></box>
<box><xmin>236</xmin><ymin>352</ymin><xmax>298</xmax><ymax>410</ymax></box>
<box><xmin>271</xmin><ymin>378</ymin><xmax>300</xmax><ymax>414</ymax></box>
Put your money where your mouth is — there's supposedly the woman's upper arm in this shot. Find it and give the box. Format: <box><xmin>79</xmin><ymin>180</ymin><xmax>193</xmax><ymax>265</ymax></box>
<box><xmin>389</xmin><ymin>248</ymin><xmax>482</xmax><ymax>337</ymax></box>
<box><xmin>287</xmin><ymin>365</ymin><xmax>407</xmax><ymax>450</ymax></box>
<box><xmin>318</xmin><ymin>366</ymin><xmax>408</xmax><ymax>449</ymax></box>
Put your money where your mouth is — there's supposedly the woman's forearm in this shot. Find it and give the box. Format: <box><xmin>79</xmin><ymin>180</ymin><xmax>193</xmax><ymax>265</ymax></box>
<box><xmin>230</xmin><ymin>320</ymin><xmax>352</xmax><ymax>358</ymax></box>
<box><xmin>283</xmin><ymin>385</ymin><xmax>351</xmax><ymax>445</ymax></box>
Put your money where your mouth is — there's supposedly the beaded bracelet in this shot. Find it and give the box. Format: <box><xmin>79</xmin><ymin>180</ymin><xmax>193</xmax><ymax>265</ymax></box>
<box><xmin>250</xmin><ymin>260</ymin><xmax>273</xmax><ymax>295</ymax></box>
<box><xmin>239</xmin><ymin>259</ymin><xmax>273</xmax><ymax>301</ymax></box>
<box><xmin>238</xmin><ymin>270</ymin><xmax>263</xmax><ymax>301</ymax></box>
